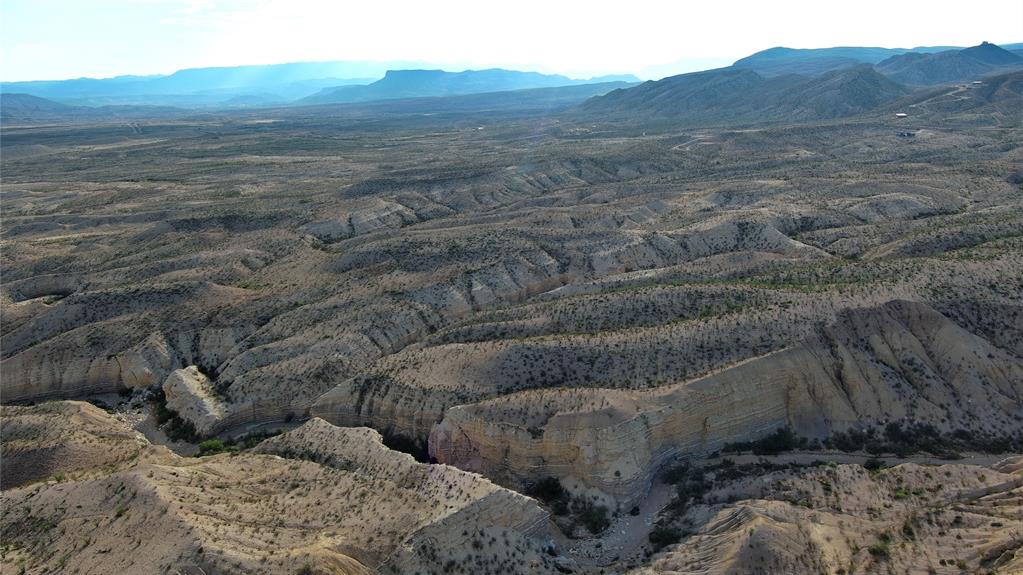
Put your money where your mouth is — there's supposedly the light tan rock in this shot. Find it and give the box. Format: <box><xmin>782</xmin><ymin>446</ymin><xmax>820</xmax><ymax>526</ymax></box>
<box><xmin>0</xmin><ymin>410</ymin><xmax>566</xmax><ymax>575</ymax></box>
<box><xmin>631</xmin><ymin>461</ymin><xmax>1023</xmax><ymax>575</ymax></box>
<box><xmin>162</xmin><ymin>365</ymin><xmax>228</xmax><ymax>436</ymax></box>
<box><xmin>429</xmin><ymin>300</ymin><xmax>1023</xmax><ymax>507</ymax></box>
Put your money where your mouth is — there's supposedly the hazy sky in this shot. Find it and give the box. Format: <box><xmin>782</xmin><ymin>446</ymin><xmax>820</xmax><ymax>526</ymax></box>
<box><xmin>2</xmin><ymin>0</ymin><xmax>1021</xmax><ymax>81</ymax></box>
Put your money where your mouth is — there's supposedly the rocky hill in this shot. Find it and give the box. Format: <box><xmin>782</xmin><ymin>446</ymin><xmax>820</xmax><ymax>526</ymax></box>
<box><xmin>429</xmin><ymin>300</ymin><xmax>1023</xmax><ymax>506</ymax></box>
<box><xmin>877</xmin><ymin>41</ymin><xmax>1023</xmax><ymax>85</ymax></box>
<box><xmin>631</xmin><ymin>457</ymin><xmax>1023</xmax><ymax>574</ymax></box>
<box><xmin>0</xmin><ymin>407</ymin><xmax>566</xmax><ymax>575</ymax></box>
<box><xmin>0</xmin><ymin>93</ymin><xmax>183</xmax><ymax>123</ymax></box>
<box><xmin>578</xmin><ymin>65</ymin><xmax>909</xmax><ymax>123</ymax></box>
<box><xmin>0</xmin><ymin>401</ymin><xmax>170</xmax><ymax>489</ymax></box>
<box><xmin>732</xmin><ymin>45</ymin><xmax>955</xmax><ymax>76</ymax></box>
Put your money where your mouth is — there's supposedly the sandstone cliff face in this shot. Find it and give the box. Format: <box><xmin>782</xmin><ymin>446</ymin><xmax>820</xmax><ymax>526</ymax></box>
<box><xmin>429</xmin><ymin>300</ymin><xmax>1023</xmax><ymax>507</ymax></box>
<box><xmin>310</xmin><ymin>372</ymin><xmax>470</xmax><ymax>441</ymax></box>
<box><xmin>255</xmin><ymin>420</ymin><xmax>552</xmax><ymax>542</ymax></box>
<box><xmin>0</xmin><ymin>329</ymin><xmax>176</xmax><ymax>402</ymax></box>
<box><xmin>162</xmin><ymin>366</ymin><xmax>229</xmax><ymax>436</ymax></box>
<box><xmin>0</xmin><ymin>282</ymin><xmax>253</xmax><ymax>403</ymax></box>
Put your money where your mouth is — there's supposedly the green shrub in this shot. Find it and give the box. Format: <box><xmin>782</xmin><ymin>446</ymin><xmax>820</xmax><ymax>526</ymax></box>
<box><xmin>863</xmin><ymin>458</ymin><xmax>886</xmax><ymax>471</ymax></box>
<box><xmin>577</xmin><ymin>502</ymin><xmax>610</xmax><ymax>534</ymax></box>
<box><xmin>649</xmin><ymin>525</ymin><xmax>682</xmax><ymax>550</ymax></box>
<box><xmin>723</xmin><ymin>427</ymin><xmax>806</xmax><ymax>455</ymax></box>
<box><xmin>525</xmin><ymin>477</ymin><xmax>569</xmax><ymax>505</ymax></box>
<box><xmin>197</xmin><ymin>439</ymin><xmax>238</xmax><ymax>457</ymax></box>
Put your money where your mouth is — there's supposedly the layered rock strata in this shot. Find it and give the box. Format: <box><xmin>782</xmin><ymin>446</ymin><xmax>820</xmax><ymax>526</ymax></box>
<box><xmin>429</xmin><ymin>300</ymin><xmax>1023</xmax><ymax>506</ymax></box>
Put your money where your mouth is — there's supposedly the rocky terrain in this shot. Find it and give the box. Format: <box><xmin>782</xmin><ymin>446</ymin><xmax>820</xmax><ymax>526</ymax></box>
<box><xmin>631</xmin><ymin>456</ymin><xmax>1023</xmax><ymax>574</ymax></box>
<box><xmin>1</xmin><ymin>403</ymin><xmax>564</xmax><ymax>574</ymax></box>
<box><xmin>2</xmin><ymin>43</ymin><xmax>1022</xmax><ymax>574</ymax></box>
<box><xmin>429</xmin><ymin>299</ymin><xmax>1023</xmax><ymax>507</ymax></box>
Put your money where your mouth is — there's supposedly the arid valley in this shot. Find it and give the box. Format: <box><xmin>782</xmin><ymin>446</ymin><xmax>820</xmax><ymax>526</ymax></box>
<box><xmin>2</xmin><ymin>27</ymin><xmax>1023</xmax><ymax>575</ymax></box>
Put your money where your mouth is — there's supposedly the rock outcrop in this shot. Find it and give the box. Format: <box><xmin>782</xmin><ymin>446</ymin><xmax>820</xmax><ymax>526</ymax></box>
<box><xmin>631</xmin><ymin>459</ymin><xmax>1023</xmax><ymax>575</ymax></box>
<box><xmin>161</xmin><ymin>365</ymin><xmax>229</xmax><ymax>436</ymax></box>
<box><xmin>429</xmin><ymin>300</ymin><xmax>1023</xmax><ymax>507</ymax></box>
<box><xmin>1</xmin><ymin>410</ymin><xmax>567</xmax><ymax>575</ymax></box>
<box><xmin>0</xmin><ymin>282</ymin><xmax>252</xmax><ymax>403</ymax></box>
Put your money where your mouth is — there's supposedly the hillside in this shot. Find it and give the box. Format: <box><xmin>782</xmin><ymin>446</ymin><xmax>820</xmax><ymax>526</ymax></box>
<box><xmin>0</xmin><ymin>93</ymin><xmax>74</xmax><ymax>118</ymax></box>
<box><xmin>732</xmin><ymin>45</ymin><xmax>956</xmax><ymax>76</ymax></box>
<box><xmin>877</xmin><ymin>41</ymin><xmax>1023</xmax><ymax>85</ymax></box>
<box><xmin>429</xmin><ymin>299</ymin><xmax>1023</xmax><ymax>505</ymax></box>
<box><xmin>631</xmin><ymin>458</ymin><xmax>1023</xmax><ymax>574</ymax></box>
<box><xmin>0</xmin><ymin>93</ymin><xmax>184</xmax><ymax>123</ymax></box>
<box><xmin>886</xmin><ymin>70</ymin><xmax>1023</xmax><ymax>119</ymax></box>
<box><xmin>0</xmin><ymin>407</ymin><xmax>566</xmax><ymax>574</ymax></box>
<box><xmin>301</xmin><ymin>68</ymin><xmax>639</xmax><ymax>104</ymax></box>
<box><xmin>773</xmin><ymin>64</ymin><xmax>911</xmax><ymax>119</ymax></box>
<box><xmin>578</xmin><ymin>65</ymin><xmax>909</xmax><ymax>123</ymax></box>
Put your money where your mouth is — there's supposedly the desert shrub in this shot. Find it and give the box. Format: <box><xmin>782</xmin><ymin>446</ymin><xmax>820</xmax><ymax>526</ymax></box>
<box><xmin>525</xmin><ymin>477</ymin><xmax>569</xmax><ymax>504</ymax></box>
<box><xmin>827</xmin><ymin>423</ymin><xmax>1022</xmax><ymax>457</ymax></box>
<box><xmin>150</xmin><ymin>391</ymin><xmax>200</xmax><ymax>442</ymax></box>
<box><xmin>380</xmin><ymin>429</ymin><xmax>431</xmax><ymax>462</ymax></box>
<box><xmin>648</xmin><ymin>525</ymin><xmax>682</xmax><ymax>550</ymax></box>
<box><xmin>234</xmin><ymin>430</ymin><xmax>281</xmax><ymax>449</ymax></box>
<box><xmin>662</xmin><ymin>463</ymin><xmax>691</xmax><ymax>484</ymax></box>
<box><xmin>197</xmin><ymin>439</ymin><xmax>236</xmax><ymax>456</ymax></box>
<box><xmin>163</xmin><ymin>414</ymin><xmax>199</xmax><ymax>443</ymax></box>
<box><xmin>863</xmin><ymin>458</ymin><xmax>886</xmax><ymax>471</ymax></box>
<box><xmin>723</xmin><ymin>427</ymin><xmax>806</xmax><ymax>455</ymax></box>
<box><xmin>575</xmin><ymin>501</ymin><xmax>610</xmax><ymax>534</ymax></box>
<box><xmin>525</xmin><ymin>477</ymin><xmax>570</xmax><ymax>516</ymax></box>
<box><xmin>868</xmin><ymin>542</ymin><xmax>890</xmax><ymax>559</ymax></box>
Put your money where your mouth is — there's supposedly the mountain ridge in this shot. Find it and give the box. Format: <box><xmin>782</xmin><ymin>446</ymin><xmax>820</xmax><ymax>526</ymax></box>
<box><xmin>877</xmin><ymin>41</ymin><xmax>1023</xmax><ymax>85</ymax></box>
<box><xmin>300</xmin><ymin>68</ymin><xmax>640</xmax><ymax>104</ymax></box>
<box><xmin>733</xmin><ymin>45</ymin><xmax>959</xmax><ymax>76</ymax></box>
<box><xmin>577</xmin><ymin>64</ymin><xmax>910</xmax><ymax>123</ymax></box>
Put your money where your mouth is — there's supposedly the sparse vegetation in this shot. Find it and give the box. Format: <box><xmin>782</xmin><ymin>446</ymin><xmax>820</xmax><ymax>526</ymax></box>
<box><xmin>2</xmin><ymin>48</ymin><xmax>1022</xmax><ymax>575</ymax></box>
<box><xmin>524</xmin><ymin>476</ymin><xmax>610</xmax><ymax>534</ymax></box>
<box><xmin>723</xmin><ymin>427</ymin><xmax>808</xmax><ymax>455</ymax></box>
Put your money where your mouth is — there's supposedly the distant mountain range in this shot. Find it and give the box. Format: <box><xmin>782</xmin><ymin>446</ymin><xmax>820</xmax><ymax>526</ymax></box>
<box><xmin>734</xmin><ymin>42</ymin><xmax>1023</xmax><ymax>84</ymax></box>
<box><xmin>876</xmin><ymin>42</ymin><xmax>1023</xmax><ymax>85</ymax></box>
<box><xmin>2</xmin><ymin>42</ymin><xmax>1020</xmax><ymax>123</ymax></box>
<box><xmin>295</xmin><ymin>81</ymin><xmax>636</xmax><ymax>117</ymax></box>
<box><xmin>0</xmin><ymin>60</ymin><xmax>429</xmax><ymax>106</ymax></box>
<box><xmin>732</xmin><ymin>45</ymin><xmax>957</xmax><ymax>76</ymax></box>
<box><xmin>300</xmin><ymin>69</ymin><xmax>639</xmax><ymax>104</ymax></box>
<box><xmin>579</xmin><ymin>65</ymin><xmax>911</xmax><ymax>123</ymax></box>
<box><xmin>1</xmin><ymin>62</ymin><xmax>638</xmax><ymax>109</ymax></box>
<box><xmin>579</xmin><ymin>41</ymin><xmax>1022</xmax><ymax>124</ymax></box>
<box><xmin>0</xmin><ymin>81</ymin><xmax>636</xmax><ymax>124</ymax></box>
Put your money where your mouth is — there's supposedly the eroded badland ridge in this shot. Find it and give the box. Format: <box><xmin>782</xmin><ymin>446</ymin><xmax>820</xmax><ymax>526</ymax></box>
<box><xmin>2</xmin><ymin>48</ymin><xmax>1023</xmax><ymax>574</ymax></box>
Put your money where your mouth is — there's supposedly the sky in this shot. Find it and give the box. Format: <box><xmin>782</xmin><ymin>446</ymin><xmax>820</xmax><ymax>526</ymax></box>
<box><xmin>2</xmin><ymin>0</ymin><xmax>1022</xmax><ymax>81</ymax></box>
